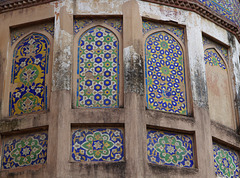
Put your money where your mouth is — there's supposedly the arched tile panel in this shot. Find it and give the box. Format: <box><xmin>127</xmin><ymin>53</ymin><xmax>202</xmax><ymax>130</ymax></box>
<box><xmin>77</xmin><ymin>26</ymin><xmax>119</xmax><ymax>108</ymax></box>
<box><xmin>145</xmin><ymin>31</ymin><xmax>187</xmax><ymax>115</ymax></box>
<box><xmin>10</xmin><ymin>33</ymin><xmax>50</xmax><ymax>116</ymax></box>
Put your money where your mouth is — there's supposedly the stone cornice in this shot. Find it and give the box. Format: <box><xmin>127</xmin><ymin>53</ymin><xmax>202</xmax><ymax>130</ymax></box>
<box><xmin>0</xmin><ymin>0</ymin><xmax>55</xmax><ymax>13</ymax></box>
<box><xmin>142</xmin><ymin>0</ymin><xmax>240</xmax><ymax>43</ymax></box>
<box><xmin>0</xmin><ymin>0</ymin><xmax>240</xmax><ymax>42</ymax></box>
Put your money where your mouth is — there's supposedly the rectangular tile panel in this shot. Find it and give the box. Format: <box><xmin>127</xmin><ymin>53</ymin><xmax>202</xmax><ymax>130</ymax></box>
<box><xmin>2</xmin><ymin>131</ymin><xmax>48</xmax><ymax>169</ymax></box>
<box><xmin>147</xmin><ymin>129</ymin><xmax>194</xmax><ymax>168</ymax></box>
<box><xmin>72</xmin><ymin>128</ymin><xmax>124</xmax><ymax>162</ymax></box>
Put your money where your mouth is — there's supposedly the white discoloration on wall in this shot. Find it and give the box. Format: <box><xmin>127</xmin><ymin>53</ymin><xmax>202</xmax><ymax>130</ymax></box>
<box><xmin>124</xmin><ymin>46</ymin><xmax>144</xmax><ymax>95</ymax></box>
<box><xmin>52</xmin><ymin>30</ymin><xmax>72</xmax><ymax>91</ymax></box>
<box><xmin>231</xmin><ymin>36</ymin><xmax>240</xmax><ymax>96</ymax></box>
<box><xmin>76</xmin><ymin>0</ymin><xmax>128</xmax><ymax>15</ymax></box>
<box><xmin>65</xmin><ymin>0</ymin><xmax>73</xmax><ymax>14</ymax></box>
<box><xmin>201</xmin><ymin>20</ymin><xmax>229</xmax><ymax>45</ymax></box>
<box><xmin>138</xmin><ymin>1</ymin><xmax>188</xmax><ymax>24</ymax></box>
<box><xmin>186</xmin><ymin>14</ymin><xmax>209</xmax><ymax>107</ymax></box>
<box><xmin>51</xmin><ymin>0</ymin><xmax>73</xmax><ymax>91</ymax></box>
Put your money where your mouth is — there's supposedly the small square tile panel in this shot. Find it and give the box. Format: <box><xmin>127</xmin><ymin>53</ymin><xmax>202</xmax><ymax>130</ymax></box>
<box><xmin>72</xmin><ymin>127</ymin><xmax>124</xmax><ymax>162</ymax></box>
<box><xmin>147</xmin><ymin>129</ymin><xmax>194</xmax><ymax>168</ymax></box>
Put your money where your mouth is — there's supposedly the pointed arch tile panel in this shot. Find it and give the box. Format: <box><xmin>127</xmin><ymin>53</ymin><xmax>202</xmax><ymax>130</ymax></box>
<box><xmin>203</xmin><ymin>36</ymin><xmax>228</xmax><ymax>63</ymax></box>
<box><xmin>145</xmin><ymin>31</ymin><xmax>187</xmax><ymax>115</ymax></box>
<box><xmin>9</xmin><ymin>33</ymin><xmax>50</xmax><ymax>116</ymax></box>
<box><xmin>204</xmin><ymin>43</ymin><xmax>235</xmax><ymax>128</ymax></box>
<box><xmin>77</xmin><ymin>26</ymin><xmax>119</xmax><ymax>108</ymax></box>
<box><xmin>204</xmin><ymin>48</ymin><xmax>226</xmax><ymax>70</ymax></box>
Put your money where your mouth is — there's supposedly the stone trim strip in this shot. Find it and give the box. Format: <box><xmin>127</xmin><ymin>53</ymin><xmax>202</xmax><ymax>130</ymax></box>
<box><xmin>0</xmin><ymin>0</ymin><xmax>55</xmax><ymax>13</ymax></box>
<box><xmin>142</xmin><ymin>0</ymin><xmax>240</xmax><ymax>42</ymax></box>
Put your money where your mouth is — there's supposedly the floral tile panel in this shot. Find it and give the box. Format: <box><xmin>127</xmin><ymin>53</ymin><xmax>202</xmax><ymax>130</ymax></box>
<box><xmin>2</xmin><ymin>132</ymin><xmax>48</xmax><ymax>169</ymax></box>
<box><xmin>213</xmin><ymin>142</ymin><xmax>239</xmax><ymax>178</ymax></box>
<box><xmin>10</xmin><ymin>33</ymin><xmax>50</xmax><ymax>116</ymax></box>
<box><xmin>147</xmin><ymin>129</ymin><xmax>194</xmax><ymax>168</ymax></box>
<box><xmin>72</xmin><ymin>128</ymin><xmax>124</xmax><ymax>162</ymax></box>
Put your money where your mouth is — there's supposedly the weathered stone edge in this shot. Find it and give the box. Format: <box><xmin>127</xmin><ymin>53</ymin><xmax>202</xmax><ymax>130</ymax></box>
<box><xmin>142</xmin><ymin>0</ymin><xmax>240</xmax><ymax>43</ymax></box>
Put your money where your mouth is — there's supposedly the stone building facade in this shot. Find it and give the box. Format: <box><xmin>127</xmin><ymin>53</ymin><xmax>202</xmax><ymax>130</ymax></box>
<box><xmin>0</xmin><ymin>0</ymin><xmax>240</xmax><ymax>177</ymax></box>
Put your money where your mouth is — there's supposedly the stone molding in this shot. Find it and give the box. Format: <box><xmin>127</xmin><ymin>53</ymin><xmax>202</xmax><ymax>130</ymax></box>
<box><xmin>142</xmin><ymin>0</ymin><xmax>240</xmax><ymax>42</ymax></box>
<box><xmin>0</xmin><ymin>0</ymin><xmax>55</xmax><ymax>13</ymax></box>
<box><xmin>0</xmin><ymin>0</ymin><xmax>240</xmax><ymax>42</ymax></box>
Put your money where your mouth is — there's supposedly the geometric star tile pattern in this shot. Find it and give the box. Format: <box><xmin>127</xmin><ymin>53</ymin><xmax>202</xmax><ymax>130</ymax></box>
<box><xmin>204</xmin><ymin>48</ymin><xmax>226</xmax><ymax>70</ymax></box>
<box><xmin>145</xmin><ymin>31</ymin><xmax>187</xmax><ymax>115</ymax></box>
<box><xmin>213</xmin><ymin>142</ymin><xmax>239</xmax><ymax>178</ymax></box>
<box><xmin>72</xmin><ymin>128</ymin><xmax>124</xmax><ymax>162</ymax></box>
<box><xmin>203</xmin><ymin>36</ymin><xmax>228</xmax><ymax>63</ymax></box>
<box><xmin>77</xmin><ymin>26</ymin><xmax>119</xmax><ymax>108</ymax></box>
<box><xmin>142</xmin><ymin>20</ymin><xmax>185</xmax><ymax>43</ymax></box>
<box><xmin>2</xmin><ymin>132</ymin><xmax>48</xmax><ymax>169</ymax></box>
<box><xmin>74</xmin><ymin>18</ymin><xmax>123</xmax><ymax>35</ymax></box>
<box><xmin>147</xmin><ymin>130</ymin><xmax>194</xmax><ymax>168</ymax></box>
<box><xmin>9</xmin><ymin>33</ymin><xmax>50</xmax><ymax>116</ymax></box>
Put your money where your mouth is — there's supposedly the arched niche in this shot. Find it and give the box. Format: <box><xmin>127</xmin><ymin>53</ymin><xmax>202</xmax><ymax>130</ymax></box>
<box><xmin>8</xmin><ymin>32</ymin><xmax>52</xmax><ymax>116</ymax></box>
<box><xmin>204</xmin><ymin>47</ymin><xmax>236</xmax><ymax>129</ymax></box>
<box><xmin>144</xmin><ymin>29</ymin><xmax>191</xmax><ymax>115</ymax></box>
<box><xmin>73</xmin><ymin>22</ymin><xmax>123</xmax><ymax>108</ymax></box>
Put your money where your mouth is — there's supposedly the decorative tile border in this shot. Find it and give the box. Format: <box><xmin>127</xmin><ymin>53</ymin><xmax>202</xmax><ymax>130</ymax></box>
<box><xmin>147</xmin><ymin>129</ymin><xmax>194</xmax><ymax>168</ymax></box>
<box><xmin>213</xmin><ymin>142</ymin><xmax>239</xmax><ymax>178</ymax></box>
<box><xmin>74</xmin><ymin>18</ymin><xmax>123</xmax><ymax>35</ymax></box>
<box><xmin>142</xmin><ymin>20</ymin><xmax>185</xmax><ymax>43</ymax></box>
<box><xmin>72</xmin><ymin>128</ymin><xmax>124</xmax><ymax>162</ymax></box>
<box><xmin>11</xmin><ymin>22</ymin><xmax>54</xmax><ymax>46</ymax></box>
<box><xmin>1</xmin><ymin>131</ymin><xmax>48</xmax><ymax>169</ymax></box>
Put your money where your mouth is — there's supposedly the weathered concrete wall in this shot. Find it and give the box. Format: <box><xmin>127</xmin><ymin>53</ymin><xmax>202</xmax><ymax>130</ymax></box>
<box><xmin>0</xmin><ymin>0</ymin><xmax>240</xmax><ymax>178</ymax></box>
